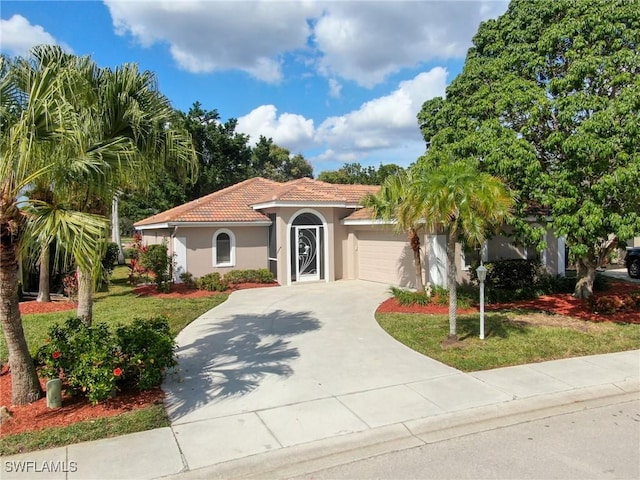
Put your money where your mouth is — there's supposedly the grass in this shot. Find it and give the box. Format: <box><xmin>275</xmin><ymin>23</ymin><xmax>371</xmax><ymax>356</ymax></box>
<box><xmin>1</xmin><ymin>265</ymin><xmax>229</xmax><ymax>362</ymax></box>
<box><xmin>377</xmin><ymin>311</ymin><xmax>640</xmax><ymax>372</ymax></box>
<box><xmin>1</xmin><ymin>265</ymin><xmax>229</xmax><ymax>454</ymax></box>
<box><xmin>0</xmin><ymin>403</ymin><xmax>169</xmax><ymax>456</ymax></box>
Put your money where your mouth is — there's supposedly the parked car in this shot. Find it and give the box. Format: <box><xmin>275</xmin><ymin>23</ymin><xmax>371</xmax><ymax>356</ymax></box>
<box><xmin>625</xmin><ymin>247</ymin><xmax>640</xmax><ymax>279</ymax></box>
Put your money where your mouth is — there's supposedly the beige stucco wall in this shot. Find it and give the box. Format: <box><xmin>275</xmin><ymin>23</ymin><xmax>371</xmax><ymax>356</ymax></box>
<box><xmin>180</xmin><ymin>226</ymin><xmax>268</xmax><ymax>278</ymax></box>
<box><xmin>139</xmin><ymin>226</ymin><xmax>268</xmax><ymax>279</ymax></box>
<box><xmin>139</xmin><ymin>229</ymin><xmax>171</xmax><ymax>246</ymax></box>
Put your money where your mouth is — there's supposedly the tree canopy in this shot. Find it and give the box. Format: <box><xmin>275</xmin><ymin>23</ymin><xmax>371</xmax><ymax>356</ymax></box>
<box><xmin>417</xmin><ymin>0</ymin><xmax>640</xmax><ymax>297</ymax></box>
<box><xmin>119</xmin><ymin>104</ymin><xmax>314</xmax><ymax>227</ymax></box>
<box><xmin>318</xmin><ymin>162</ymin><xmax>404</xmax><ymax>185</ymax></box>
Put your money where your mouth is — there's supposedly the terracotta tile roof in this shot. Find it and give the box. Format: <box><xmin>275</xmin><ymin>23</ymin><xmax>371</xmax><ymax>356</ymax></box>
<box><xmin>343</xmin><ymin>207</ymin><xmax>377</xmax><ymax>221</ymax></box>
<box><xmin>134</xmin><ymin>177</ymin><xmax>381</xmax><ymax>227</ymax></box>
<box><xmin>134</xmin><ymin>177</ymin><xmax>281</xmax><ymax>226</ymax></box>
<box><xmin>252</xmin><ymin>178</ymin><xmax>380</xmax><ymax>205</ymax></box>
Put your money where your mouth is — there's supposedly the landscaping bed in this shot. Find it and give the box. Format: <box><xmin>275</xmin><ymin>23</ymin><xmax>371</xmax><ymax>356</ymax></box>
<box><xmin>377</xmin><ymin>280</ymin><xmax>640</xmax><ymax>324</ymax></box>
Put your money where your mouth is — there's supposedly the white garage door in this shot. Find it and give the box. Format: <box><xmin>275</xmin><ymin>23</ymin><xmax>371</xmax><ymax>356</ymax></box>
<box><xmin>357</xmin><ymin>231</ymin><xmax>417</xmax><ymax>287</ymax></box>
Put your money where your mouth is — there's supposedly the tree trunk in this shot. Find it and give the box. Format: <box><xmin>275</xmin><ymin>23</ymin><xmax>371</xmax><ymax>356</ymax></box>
<box><xmin>447</xmin><ymin>230</ymin><xmax>458</xmax><ymax>340</ymax></box>
<box><xmin>409</xmin><ymin>228</ymin><xmax>425</xmax><ymax>292</ymax></box>
<box><xmin>0</xmin><ymin>222</ymin><xmax>43</xmax><ymax>405</ymax></box>
<box><xmin>36</xmin><ymin>245</ymin><xmax>51</xmax><ymax>302</ymax></box>
<box><xmin>76</xmin><ymin>267</ymin><xmax>94</xmax><ymax>326</ymax></box>
<box><xmin>111</xmin><ymin>195</ymin><xmax>125</xmax><ymax>265</ymax></box>
<box><xmin>574</xmin><ymin>257</ymin><xmax>597</xmax><ymax>299</ymax></box>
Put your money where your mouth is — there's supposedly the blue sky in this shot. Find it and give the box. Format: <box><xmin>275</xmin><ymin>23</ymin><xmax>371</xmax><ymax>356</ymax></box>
<box><xmin>1</xmin><ymin>0</ymin><xmax>508</xmax><ymax>173</ymax></box>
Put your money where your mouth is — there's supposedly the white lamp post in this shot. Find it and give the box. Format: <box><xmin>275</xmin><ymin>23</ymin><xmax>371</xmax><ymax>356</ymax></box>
<box><xmin>476</xmin><ymin>263</ymin><xmax>487</xmax><ymax>340</ymax></box>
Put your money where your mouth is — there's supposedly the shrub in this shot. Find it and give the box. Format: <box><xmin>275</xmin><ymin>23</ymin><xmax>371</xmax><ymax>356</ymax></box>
<box><xmin>179</xmin><ymin>271</ymin><xmax>196</xmax><ymax>288</ymax></box>
<box><xmin>115</xmin><ymin>316</ymin><xmax>177</xmax><ymax>390</ymax></box>
<box><xmin>62</xmin><ymin>272</ymin><xmax>78</xmax><ymax>300</ymax></box>
<box><xmin>37</xmin><ymin>316</ymin><xmax>177</xmax><ymax>403</ymax></box>
<box><xmin>197</xmin><ymin>272</ymin><xmax>229</xmax><ymax>292</ymax></box>
<box><xmin>102</xmin><ymin>242</ymin><xmax>120</xmax><ymax>277</ymax></box>
<box><xmin>389</xmin><ymin>286</ymin><xmax>431</xmax><ymax>306</ymax></box>
<box><xmin>224</xmin><ymin>268</ymin><xmax>274</xmax><ymax>285</ymax></box>
<box><xmin>140</xmin><ymin>243</ymin><xmax>172</xmax><ymax>293</ymax></box>
<box><xmin>469</xmin><ymin>259</ymin><xmax>542</xmax><ymax>290</ymax></box>
<box><xmin>588</xmin><ymin>294</ymin><xmax>640</xmax><ymax>316</ymax></box>
<box><xmin>37</xmin><ymin>318</ymin><xmax>120</xmax><ymax>404</ymax></box>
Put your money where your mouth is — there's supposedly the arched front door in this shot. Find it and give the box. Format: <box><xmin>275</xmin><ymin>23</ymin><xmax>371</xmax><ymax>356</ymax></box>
<box><xmin>290</xmin><ymin>212</ymin><xmax>324</xmax><ymax>282</ymax></box>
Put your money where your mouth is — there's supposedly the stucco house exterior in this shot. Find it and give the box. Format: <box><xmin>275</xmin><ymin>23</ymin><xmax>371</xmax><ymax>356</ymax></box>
<box><xmin>134</xmin><ymin>177</ymin><xmax>566</xmax><ymax>288</ymax></box>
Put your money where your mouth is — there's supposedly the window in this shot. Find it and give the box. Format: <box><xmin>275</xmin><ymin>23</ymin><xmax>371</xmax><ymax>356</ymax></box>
<box><xmin>213</xmin><ymin>229</ymin><xmax>235</xmax><ymax>267</ymax></box>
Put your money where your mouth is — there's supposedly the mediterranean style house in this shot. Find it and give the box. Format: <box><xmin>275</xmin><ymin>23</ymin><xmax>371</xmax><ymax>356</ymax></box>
<box><xmin>134</xmin><ymin>177</ymin><xmax>566</xmax><ymax>288</ymax></box>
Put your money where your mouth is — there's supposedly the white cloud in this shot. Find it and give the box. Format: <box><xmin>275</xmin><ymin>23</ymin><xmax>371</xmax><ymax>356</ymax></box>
<box><xmin>237</xmin><ymin>67</ymin><xmax>447</xmax><ymax>168</ymax></box>
<box><xmin>104</xmin><ymin>0</ymin><xmax>319</xmax><ymax>82</ymax></box>
<box><xmin>103</xmin><ymin>0</ymin><xmax>507</xmax><ymax>86</ymax></box>
<box><xmin>236</xmin><ymin>105</ymin><xmax>315</xmax><ymax>152</ymax></box>
<box><xmin>328</xmin><ymin>78</ymin><xmax>342</xmax><ymax>98</ymax></box>
<box><xmin>0</xmin><ymin>14</ymin><xmax>71</xmax><ymax>57</ymax></box>
<box><xmin>315</xmin><ymin>67</ymin><xmax>448</xmax><ymax>156</ymax></box>
<box><xmin>313</xmin><ymin>1</ymin><xmax>508</xmax><ymax>86</ymax></box>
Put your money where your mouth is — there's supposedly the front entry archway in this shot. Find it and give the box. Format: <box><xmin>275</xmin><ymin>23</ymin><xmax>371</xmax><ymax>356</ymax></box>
<box><xmin>288</xmin><ymin>211</ymin><xmax>326</xmax><ymax>284</ymax></box>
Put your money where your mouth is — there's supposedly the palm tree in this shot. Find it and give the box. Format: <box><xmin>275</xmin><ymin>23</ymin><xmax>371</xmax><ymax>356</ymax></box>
<box><xmin>363</xmin><ymin>170</ymin><xmax>426</xmax><ymax>291</ymax></box>
<box><xmin>22</xmin><ymin>46</ymin><xmax>197</xmax><ymax>325</ymax></box>
<box><xmin>0</xmin><ymin>51</ymin><xmax>108</xmax><ymax>404</ymax></box>
<box><xmin>415</xmin><ymin>160</ymin><xmax>514</xmax><ymax>341</ymax></box>
<box><xmin>1</xmin><ymin>46</ymin><xmax>196</xmax><ymax>404</ymax></box>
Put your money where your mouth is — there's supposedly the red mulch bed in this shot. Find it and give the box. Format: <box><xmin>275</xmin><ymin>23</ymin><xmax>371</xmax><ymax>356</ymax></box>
<box><xmin>376</xmin><ymin>280</ymin><xmax>640</xmax><ymax>324</ymax></box>
<box><xmin>0</xmin><ymin>368</ymin><xmax>164</xmax><ymax>437</ymax></box>
<box><xmin>2</xmin><ymin>282</ymin><xmax>279</xmax><ymax>438</ymax></box>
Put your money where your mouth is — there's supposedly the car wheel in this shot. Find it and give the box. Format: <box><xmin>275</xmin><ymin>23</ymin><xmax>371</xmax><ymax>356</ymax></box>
<box><xmin>629</xmin><ymin>259</ymin><xmax>640</xmax><ymax>279</ymax></box>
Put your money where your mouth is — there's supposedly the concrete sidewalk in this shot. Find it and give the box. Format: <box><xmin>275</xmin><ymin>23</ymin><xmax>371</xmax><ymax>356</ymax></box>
<box><xmin>2</xmin><ymin>282</ymin><xmax>638</xmax><ymax>479</ymax></box>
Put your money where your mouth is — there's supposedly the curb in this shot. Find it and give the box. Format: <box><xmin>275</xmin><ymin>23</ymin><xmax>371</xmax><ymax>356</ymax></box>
<box><xmin>160</xmin><ymin>381</ymin><xmax>639</xmax><ymax>479</ymax></box>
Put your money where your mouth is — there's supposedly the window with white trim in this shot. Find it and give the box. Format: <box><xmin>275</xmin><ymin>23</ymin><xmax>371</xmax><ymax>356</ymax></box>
<box><xmin>213</xmin><ymin>229</ymin><xmax>236</xmax><ymax>267</ymax></box>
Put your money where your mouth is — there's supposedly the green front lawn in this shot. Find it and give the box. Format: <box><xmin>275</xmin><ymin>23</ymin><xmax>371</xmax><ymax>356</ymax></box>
<box><xmin>1</xmin><ymin>265</ymin><xmax>229</xmax><ymax>362</ymax></box>
<box><xmin>1</xmin><ymin>265</ymin><xmax>229</xmax><ymax>456</ymax></box>
<box><xmin>377</xmin><ymin>311</ymin><xmax>640</xmax><ymax>372</ymax></box>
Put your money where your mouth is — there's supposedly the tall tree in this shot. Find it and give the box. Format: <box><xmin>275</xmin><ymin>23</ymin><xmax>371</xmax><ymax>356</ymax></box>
<box><xmin>180</xmin><ymin>102</ymin><xmax>252</xmax><ymax>200</ymax></box>
<box><xmin>363</xmin><ymin>170</ymin><xmax>426</xmax><ymax>291</ymax></box>
<box><xmin>0</xmin><ymin>49</ymin><xmax>108</xmax><ymax>404</ymax></box>
<box><xmin>418</xmin><ymin>0</ymin><xmax>640</xmax><ymax>298</ymax></box>
<box><xmin>250</xmin><ymin>136</ymin><xmax>313</xmax><ymax>181</ymax></box>
<box><xmin>414</xmin><ymin>160</ymin><xmax>514</xmax><ymax>340</ymax></box>
<box><xmin>318</xmin><ymin>162</ymin><xmax>404</xmax><ymax>185</ymax></box>
<box><xmin>51</xmin><ymin>53</ymin><xmax>196</xmax><ymax>323</ymax></box>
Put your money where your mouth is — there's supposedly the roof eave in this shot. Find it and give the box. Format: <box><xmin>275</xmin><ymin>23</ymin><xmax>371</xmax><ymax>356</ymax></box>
<box><xmin>341</xmin><ymin>218</ymin><xmax>397</xmax><ymax>226</ymax></box>
<box><xmin>135</xmin><ymin>220</ymin><xmax>272</xmax><ymax>230</ymax></box>
<box><xmin>252</xmin><ymin>201</ymin><xmax>363</xmax><ymax>210</ymax></box>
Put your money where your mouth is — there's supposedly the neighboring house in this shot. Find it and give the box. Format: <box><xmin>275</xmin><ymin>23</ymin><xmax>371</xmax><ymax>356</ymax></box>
<box><xmin>134</xmin><ymin>177</ymin><xmax>565</xmax><ymax>288</ymax></box>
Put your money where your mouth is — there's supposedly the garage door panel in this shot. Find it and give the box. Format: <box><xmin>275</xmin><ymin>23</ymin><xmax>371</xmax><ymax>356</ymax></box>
<box><xmin>358</xmin><ymin>231</ymin><xmax>417</xmax><ymax>287</ymax></box>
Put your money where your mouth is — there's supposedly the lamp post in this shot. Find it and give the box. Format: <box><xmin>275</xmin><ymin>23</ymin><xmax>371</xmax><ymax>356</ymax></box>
<box><xmin>476</xmin><ymin>263</ymin><xmax>487</xmax><ymax>340</ymax></box>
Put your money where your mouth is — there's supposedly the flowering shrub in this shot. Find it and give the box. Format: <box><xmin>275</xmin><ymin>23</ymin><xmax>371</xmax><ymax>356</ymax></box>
<box><xmin>62</xmin><ymin>272</ymin><xmax>78</xmax><ymax>300</ymax></box>
<box><xmin>37</xmin><ymin>318</ymin><xmax>120</xmax><ymax>404</ymax></box>
<box><xmin>115</xmin><ymin>315</ymin><xmax>176</xmax><ymax>390</ymax></box>
<box><xmin>37</xmin><ymin>316</ymin><xmax>177</xmax><ymax>404</ymax></box>
<box><xmin>128</xmin><ymin>233</ymin><xmax>149</xmax><ymax>285</ymax></box>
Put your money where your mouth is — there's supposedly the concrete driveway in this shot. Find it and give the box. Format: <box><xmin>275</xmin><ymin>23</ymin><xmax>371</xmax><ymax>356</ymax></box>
<box><xmin>162</xmin><ymin>281</ymin><xmax>467</xmax><ymax>468</ymax></box>
<box><xmin>161</xmin><ymin>280</ymin><xmax>638</xmax><ymax>474</ymax></box>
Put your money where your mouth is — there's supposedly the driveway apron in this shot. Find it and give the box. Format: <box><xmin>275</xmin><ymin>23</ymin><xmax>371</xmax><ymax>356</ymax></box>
<box><xmin>162</xmin><ymin>281</ymin><xmax>466</xmax><ymax>469</ymax></box>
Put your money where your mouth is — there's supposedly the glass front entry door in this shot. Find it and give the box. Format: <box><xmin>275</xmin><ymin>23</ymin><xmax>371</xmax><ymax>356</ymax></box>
<box><xmin>295</xmin><ymin>226</ymin><xmax>320</xmax><ymax>281</ymax></box>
